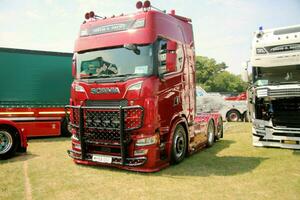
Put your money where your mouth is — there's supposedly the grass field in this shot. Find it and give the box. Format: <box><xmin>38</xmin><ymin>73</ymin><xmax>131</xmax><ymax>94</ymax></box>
<box><xmin>1</xmin><ymin>123</ymin><xmax>299</xmax><ymax>200</ymax></box>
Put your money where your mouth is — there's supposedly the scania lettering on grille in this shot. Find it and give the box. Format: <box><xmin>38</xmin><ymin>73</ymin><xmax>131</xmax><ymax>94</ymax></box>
<box><xmin>91</xmin><ymin>87</ymin><xmax>120</xmax><ymax>94</ymax></box>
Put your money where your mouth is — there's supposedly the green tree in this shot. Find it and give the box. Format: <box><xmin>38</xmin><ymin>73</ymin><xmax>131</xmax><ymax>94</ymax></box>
<box><xmin>196</xmin><ymin>56</ymin><xmax>247</xmax><ymax>92</ymax></box>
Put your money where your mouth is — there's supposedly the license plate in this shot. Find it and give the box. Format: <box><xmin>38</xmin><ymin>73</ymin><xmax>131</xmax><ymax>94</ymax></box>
<box><xmin>92</xmin><ymin>155</ymin><xmax>112</xmax><ymax>164</ymax></box>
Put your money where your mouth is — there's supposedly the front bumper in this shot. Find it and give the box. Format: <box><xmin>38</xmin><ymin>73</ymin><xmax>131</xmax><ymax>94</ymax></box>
<box><xmin>252</xmin><ymin>124</ymin><xmax>300</xmax><ymax>149</ymax></box>
<box><xmin>68</xmin><ymin>149</ymin><xmax>147</xmax><ymax>167</ymax></box>
<box><xmin>68</xmin><ymin>149</ymin><xmax>168</xmax><ymax>172</ymax></box>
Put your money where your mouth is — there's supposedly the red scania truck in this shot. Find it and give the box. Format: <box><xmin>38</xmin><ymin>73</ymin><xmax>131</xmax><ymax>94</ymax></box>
<box><xmin>67</xmin><ymin>1</ymin><xmax>223</xmax><ymax>172</ymax></box>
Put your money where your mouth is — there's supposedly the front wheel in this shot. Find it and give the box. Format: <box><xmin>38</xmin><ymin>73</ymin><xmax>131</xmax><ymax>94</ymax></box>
<box><xmin>0</xmin><ymin>128</ymin><xmax>18</xmax><ymax>159</ymax></box>
<box><xmin>171</xmin><ymin>124</ymin><xmax>187</xmax><ymax>164</ymax></box>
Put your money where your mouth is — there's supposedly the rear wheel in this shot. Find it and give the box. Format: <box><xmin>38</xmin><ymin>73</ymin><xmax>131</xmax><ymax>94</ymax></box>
<box><xmin>61</xmin><ymin>117</ymin><xmax>71</xmax><ymax>137</ymax></box>
<box><xmin>206</xmin><ymin>120</ymin><xmax>215</xmax><ymax>147</ymax></box>
<box><xmin>171</xmin><ymin>124</ymin><xmax>187</xmax><ymax>164</ymax></box>
<box><xmin>215</xmin><ymin>117</ymin><xmax>223</xmax><ymax>140</ymax></box>
<box><xmin>227</xmin><ymin>110</ymin><xmax>240</xmax><ymax>122</ymax></box>
<box><xmin>0</xmin><ymin>128</ymin><xmax>18</xmax><ymax>159</ymax></box>
<box><xmin>243</xmin><ymin>112</ymin><xmax>249</xmax><ymax>122</ymax></box>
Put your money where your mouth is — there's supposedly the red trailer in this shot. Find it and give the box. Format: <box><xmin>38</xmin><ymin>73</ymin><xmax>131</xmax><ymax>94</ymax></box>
<box><xmin>0</xmin><ymin>48</ymin><xmax>72</xmax><ymax>159</ymax></box>
<box><xmin>67</xmin><ymin>1</ymin><xmax>223</xmax><ymax>172</ymax></box>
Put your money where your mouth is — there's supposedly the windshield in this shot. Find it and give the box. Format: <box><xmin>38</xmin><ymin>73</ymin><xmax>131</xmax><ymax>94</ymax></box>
<box><xmin>76</xmin><ymin>44</ymin><xmax>154</xmax><ymax>80</ymax></box>
<box><xmin>253</xmin><ymin>65</ymin><xmax>300</xmax><ymax>86</ymax></box>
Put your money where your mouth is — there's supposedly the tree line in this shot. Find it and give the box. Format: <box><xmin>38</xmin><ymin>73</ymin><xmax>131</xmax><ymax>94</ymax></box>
<box><xmin>195</xmin><ymin>56</ymin><xmax>247</xmax><ymax>93</ymax></box>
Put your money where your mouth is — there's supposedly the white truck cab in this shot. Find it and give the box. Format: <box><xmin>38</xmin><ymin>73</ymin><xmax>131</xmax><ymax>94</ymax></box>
<box><xmin>249</xmin><ymin>25</ymin><xmax>300</xmax><ymax>149</ymax></box>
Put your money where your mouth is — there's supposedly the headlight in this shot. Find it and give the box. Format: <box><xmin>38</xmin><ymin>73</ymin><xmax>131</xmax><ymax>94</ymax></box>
<box><xmin>128</xmin><ymin>81</ymin><xmax>143</xmax><ymax>91</ymax></box>
<box><xmin>75</xmin><ymin>84</ymin><xmax>85</xmax><ymax>93</ymax></box>
<box><xmin>136</xmin><ymin>135</ymin><xmax>158</xmax><ymax>147</ymax></box>
<box><xmin>256</xmin><ymin>89</ymin><xmax>268</xmax><ymax>98</ymax></box>
<box><xmin>256</xmin><ymin>48</ymin><xmax>267</xmax><ymax>54</ymax></box>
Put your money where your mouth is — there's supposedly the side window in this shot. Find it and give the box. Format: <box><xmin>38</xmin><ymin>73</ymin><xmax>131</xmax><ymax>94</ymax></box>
<box><xmin>158</xmin><ymin>39</ymin><xmax>167</xmax><ymax>74</ymax></box>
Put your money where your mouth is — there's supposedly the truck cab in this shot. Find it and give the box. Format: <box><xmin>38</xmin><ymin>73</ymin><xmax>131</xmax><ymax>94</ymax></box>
<box><xmin>249</xmin><ymin>25</ymin><xmax>300</xmax><ymax>149</ymax></box>
<box><xmin>67</xmin><ymin>2</ymin><xmax>222</xmax><ymax>172</ymax></box>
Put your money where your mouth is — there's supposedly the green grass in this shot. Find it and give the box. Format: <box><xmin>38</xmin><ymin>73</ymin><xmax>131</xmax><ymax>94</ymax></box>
<box><xmin>0</xmin><ymin>123</ymin><xmax>299</xmax><ymax>200</ymax></box>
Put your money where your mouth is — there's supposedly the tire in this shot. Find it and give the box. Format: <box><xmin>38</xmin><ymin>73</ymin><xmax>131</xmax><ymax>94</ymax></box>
<box><xmin>226</xmin><ymin>110</ymin><xmax>240</xmax><ymax>122</ymax></box>
<box><xmin>61</xmin><ymin>117</ymin><xmax>71</xmax><ymax>137</ymax></box>
<box><xmin>215</xmin><ymin>117</ymin><xmax>223</xmax><ymax>140</ymax></box>
<box><xmin>243</xmin><ymin>112</ymin><xmax>249</xmax><ymax>122</ymax></box>
<box><xmin>171</xmin><ymin>124</ymin><xmax>187</xmax><ymax>164</ymax></box>
<box><xmin>206</xmin><ymin>120</ymin><xmax>215</xmax><ymax>147</ymax></box>
<box><xmin>0</xmin><ymin>128</ymin><xmax>19</xmax><ymax>159</ymax></box>
<box><xmin>18</xmin><ymin>147</ymin><xmax>27</xmax><ymax>153</ymax></box>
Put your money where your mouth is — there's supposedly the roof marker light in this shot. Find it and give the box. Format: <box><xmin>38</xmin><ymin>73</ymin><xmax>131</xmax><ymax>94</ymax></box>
<box><xmin>136</xmin><ymin>1</ymin><xmax>143</xmax><ymax>9</ymax></box>
<box><xmin>259</xmin><ymin>26</ymin><xmax>263</xmax><ymax>31</ymax></box>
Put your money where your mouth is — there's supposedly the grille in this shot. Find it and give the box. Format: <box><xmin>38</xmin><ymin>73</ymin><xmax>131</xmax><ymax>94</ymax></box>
<box><xmin>85</xmin><ymin>129</ymin><xmax>123</xmax><ymax>144</ymax></box>
<box><xmin>85</xmin><ymin>109</ymin><xmax>120</xmax><ymax>130</ymax></box>
<box><xmin>87</xmin><ymin>145</ymin><xmax>121</xmax><ymax>154</ymax></box>
<box><xmin>86</xmin><ymin>100</ymin><xmax>128</xmax><ymax>107</ymax></box>
<box><xmin>272</xmin><ymin>98</ymin><xmax>300</xmax><ymax>128</ymax></box>
<box><xmin>268</xmin><ymin>88</ymin><xmax>300</xmax><ymax>97</ymax></box>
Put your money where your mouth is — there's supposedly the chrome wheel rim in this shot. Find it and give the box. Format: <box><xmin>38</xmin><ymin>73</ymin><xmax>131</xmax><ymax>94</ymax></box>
<box><xmin>229</xmin><ymin>113</ymin><xmax>238</xmax><ymax>121</ymax></box>
<box><xmin>0</xmin><ymin>131</ymin><xmax>13</xmax><ymax>154</ymax></box>
<box><xmin>174</xmin><ymin>131</ymin><xmax>185</xmax><ymax>158</ymax></box>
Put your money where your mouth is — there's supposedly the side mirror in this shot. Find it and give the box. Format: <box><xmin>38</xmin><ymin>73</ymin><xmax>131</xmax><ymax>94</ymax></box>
<box><xmin>72</xmin><ymin>59</ymin><xmax>76</xmax><ymax>77</ymax></box>
<box><xmin>166</xmin><ymin>52</ymin><xmax>176</xmax><ymax>73</ymax></box>
<box><xmin>165</xmin><ymin>40</ymin><xmax>177</xmax><ymax>73</ymax></box>
<box><xmin>167</xmin><ymin>40</ymin><xmax>177</xmax><ymax>51</ymax></box>
<box><xmin>241</xmin><ymin>61</ymin><xmax>249</xmax><ymax>82</ymax></box>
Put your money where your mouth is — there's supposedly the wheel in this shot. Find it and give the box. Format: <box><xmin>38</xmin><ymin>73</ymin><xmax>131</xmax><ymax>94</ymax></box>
<box><xmin>0</xmin><ymin>128</ymin><xmax>19</xmax><ymax>159</ymax></box>
<box><xmin>206</xmin><ymin>120</ymin><xmax>215</xmax><ymax>147</ymax></box>
<box><xmin>227</xmin><ymin>110</ymin><xmax>240</xmax><ymax>122</ymax></box>
<box><xmin>61</xmin><ymin>117</ymin><xmax>71</xmax><ymax>137</ymax></box>
<box><xmin>171</xmin><ymin>124</ymin><xmax>187</xmax><ymax>164</ymax></box>
<box><xmin>215</xmin><ymin>117</ymin><xmax>223</xmax><ymax>140</ymax></box>
<box><xmin>18</xmin><ymin>147</ymin><xmax>27</xmax><ymax>153</ymax></box>
<box><xmin>243</xmin><ymin>112</ymin><xmax>249</xmax><ymax>122</ymax></box>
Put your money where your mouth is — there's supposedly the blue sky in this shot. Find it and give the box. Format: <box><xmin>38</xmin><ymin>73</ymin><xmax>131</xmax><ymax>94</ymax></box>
<box><xmin>0</xmin><ymin>0</ymin><xmax>299</xmax><ymax>74</ymax></box>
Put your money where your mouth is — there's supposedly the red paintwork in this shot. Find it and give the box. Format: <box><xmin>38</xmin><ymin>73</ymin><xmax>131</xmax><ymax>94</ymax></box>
<box><xmin>69</xmin><ymin>8</ymin><xmax>222</xmax><ymax>172</ymax></box>
<box><xmin>225</xmin><ymin>92</ymin><xmax>247</xmax><ymax>101</ymax></box>
<box><xmin>0</xmin><ymin>119</ymin><xmax>28</xmax><ymax>150</ymax></box>
<box><xmin>0</xmin><ymin>107</ymin><xmax>65</xmax><ymax>137</ymax></box>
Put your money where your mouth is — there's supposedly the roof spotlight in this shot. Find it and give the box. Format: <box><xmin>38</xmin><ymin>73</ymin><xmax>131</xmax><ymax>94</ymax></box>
<box><xmin>89</xmin><ymin>11</ymin><xmax>95</xmax><ymax>18</ymax></box>
<box><xmin>143</xmin><ymin>0</ymin><xmax>151</xmax><ymax>8</ymax></box>
<box><xmin>85</xmin><ymin>12</ymin><xmax>90</xmax><ymax>20</ymax></box>
<box><xmin>136</xmin><ymin>1</ymin><xmax>143</xmax><ymax>9</ymax></box>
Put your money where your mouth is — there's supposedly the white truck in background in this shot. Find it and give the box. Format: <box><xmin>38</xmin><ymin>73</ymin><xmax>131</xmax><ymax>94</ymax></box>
<box><xmin>196</xmin><ymin>87</ymin><xmax>248</xmax><ymax>122</ymax></box>
<box><xmin>246</xmin><ymin>24</ymin><xmax>300</xmax><ymax>149</ymax></box>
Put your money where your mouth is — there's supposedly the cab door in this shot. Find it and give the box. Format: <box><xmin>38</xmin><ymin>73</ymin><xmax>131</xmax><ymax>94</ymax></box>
<box><xmin>157</xmin><ymin>38</ymin><xmax>185</xmax><ymax>132</ymax></box>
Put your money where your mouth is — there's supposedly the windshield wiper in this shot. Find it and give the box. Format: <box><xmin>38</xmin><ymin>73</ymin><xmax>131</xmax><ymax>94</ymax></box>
<box><xmin>110</xmin><ymin>73</ymin><xmax>136</xmax><ymax>77</ymax></box>
<box><xmin>123</xmin><ymin>44</ymin><xmax>140</xmax><ymax>55</ymax></box>
<box><xmin>80</xmin><ymin>74</ymin><xmax>112</xmax><ymax>79</ymax></box>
